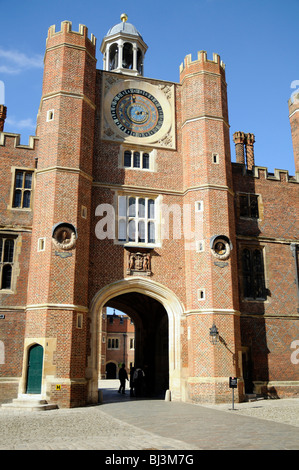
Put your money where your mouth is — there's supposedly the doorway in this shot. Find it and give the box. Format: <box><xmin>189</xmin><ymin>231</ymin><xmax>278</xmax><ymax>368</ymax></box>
<box><xmin>105</xmin><ymin>292</ymin><xmax>169</xmax><ymax>396</ymax></box>
<box><xmin>242</xmin><ymin>348</ymin><xmax>254</xmax><ymax>394</ymax></box>
<box><xmin>106</xmin><ymin>362</ymin><xmax>117</xmax><ymax>379</ymax></box>
<box><xmin>26</xmin><ymin>344</ymin><xmax>43</xmax><ymax>394</ymax></box>
<box><xmin>88</xmin><ymin>277</ymin><xmax>183</xmax><ymax>404</ymax></box>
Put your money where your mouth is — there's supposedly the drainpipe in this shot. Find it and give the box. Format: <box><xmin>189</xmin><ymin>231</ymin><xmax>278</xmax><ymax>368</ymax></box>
<box><xmin>123</xmin><ymin>333</ymin><xmax>127</xmax><ymax>365</ymax></box>
<box><xmin>291</xmin><ymin>243</ymin><xmax>299</xmax><ymax>313</ymax></box>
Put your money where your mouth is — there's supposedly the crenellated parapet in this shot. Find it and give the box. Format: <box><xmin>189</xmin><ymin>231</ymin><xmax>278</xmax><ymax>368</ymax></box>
<box><xmin>179</xmin><ymin>50</ymin><xmax>226</xmax><ymax>81</ymax></box>
<box><xmin>47</xmin><ymin>20</ymin><xmax>96</xmax><ymax>48</ymax></box>
<box><xmin>42</xmin><ymin>19</ymin><xmax>97</xmax><ymax>117</ymax></box>
<box><xmin>232</xmin><ymin>162</ymin><xmax>299</xmax><ymax>184</ymax></box>
<box><xmin>0</xmin><ymin>131</ymin><xmax>38</xmax><ymax>150</ymax></box>
<box><xmin>45</xmin><ymin>21</ymin><xmax>96</xmax><ymax>65</ymax></box>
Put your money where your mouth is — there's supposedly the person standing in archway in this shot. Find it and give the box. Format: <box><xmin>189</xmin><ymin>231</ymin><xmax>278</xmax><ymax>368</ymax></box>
<box><xmin>118</xmin><ymin>363</ymin><xmax>128</xmax><ymax>394</ymax></box>
<box><xmin>133</xmin><ymin>366</ymin><xmax>145</xmax><ymax>397</ymax></box>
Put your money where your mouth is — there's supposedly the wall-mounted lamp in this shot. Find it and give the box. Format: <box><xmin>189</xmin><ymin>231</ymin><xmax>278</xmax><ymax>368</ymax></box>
<box><xmin>209</xmin><ymin>323</ymin><xmax>219</xmax><ymax>345</ymax></box>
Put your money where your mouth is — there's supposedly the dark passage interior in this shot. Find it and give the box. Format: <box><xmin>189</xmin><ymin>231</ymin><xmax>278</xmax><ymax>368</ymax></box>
<box><xmin>105</xmin><ymin>292</ymin><xmax>169</xmax><ymax>396</ymax></box>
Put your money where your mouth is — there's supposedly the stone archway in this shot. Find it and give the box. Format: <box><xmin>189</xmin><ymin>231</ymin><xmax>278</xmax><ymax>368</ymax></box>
<box><xmin>106</xmin><ymin>292</ymin><xmax>169</xmax><ymax>396</ymax></box>
<box><xmin>87</xmin><ymin>277</ymin><xmax>185</xmax><ymax>404</ymax></box>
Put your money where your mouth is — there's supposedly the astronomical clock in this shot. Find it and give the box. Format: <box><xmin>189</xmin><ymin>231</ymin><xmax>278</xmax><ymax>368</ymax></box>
<box><xmin>101</xmin><ymin>76</ymin><xmax>176</xmax><ymax>149</ymax></box>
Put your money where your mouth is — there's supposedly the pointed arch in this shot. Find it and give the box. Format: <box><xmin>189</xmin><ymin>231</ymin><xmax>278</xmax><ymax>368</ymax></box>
<box><xmin>87</xmin><ymin>277</ymin><xmax>185</xmax><ymax>403</ymax></box>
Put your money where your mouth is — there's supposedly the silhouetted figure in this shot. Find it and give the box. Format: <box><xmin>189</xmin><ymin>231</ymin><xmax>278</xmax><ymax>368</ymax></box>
<box><xmin>118</xmin><ymin>363</ymin><xmax>128</xmax><ymax>394</ymax></box>
<box><xmin>133</xmin><ymin>366</ymin><xmax>145</xmax><ymax>397</ymax></box>
<box><xmin>130</xmin><ymin>366</ymin><xmax>135</xmax><ymax>397</ymax></box>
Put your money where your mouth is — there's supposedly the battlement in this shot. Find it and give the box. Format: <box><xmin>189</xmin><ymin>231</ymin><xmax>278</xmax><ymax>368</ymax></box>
<box><xmin>0</xmin><ymin>132</ymin><xmax>38</xmax><ymax>150</ymax></box>
<box><xmin>47</xmin><ymin>20</ymin><xmax>96</xmax><ymax>47</ymax></box>
<box><xmin>179</xmin><ymin>50</ymin><xmax>225</xmax><ymax>75</ymax></box>
<box><xmin>232</xmin><ymin>162</ymin><xmax>299</xmax><ymax>184</ymax></box>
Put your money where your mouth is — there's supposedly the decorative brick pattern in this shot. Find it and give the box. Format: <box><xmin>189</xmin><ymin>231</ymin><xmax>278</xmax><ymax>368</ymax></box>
<box><xmin>0</xmin><ymin>20</ymin><xmax>298</xmax><ymax>407</ymax></box>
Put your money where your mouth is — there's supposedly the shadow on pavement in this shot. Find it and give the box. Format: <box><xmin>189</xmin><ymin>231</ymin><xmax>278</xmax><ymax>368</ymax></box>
<box><xmin>98</xmin><ymin>379</ymin><xmax>165</xmax><ymax>404</ymax></box>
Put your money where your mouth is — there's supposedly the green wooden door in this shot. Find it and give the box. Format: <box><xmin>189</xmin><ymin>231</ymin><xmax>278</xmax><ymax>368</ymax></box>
<box><xmin>26</xmin><ymin>344</ymin><xmax>43</xmax><ymax>394</ymax></box>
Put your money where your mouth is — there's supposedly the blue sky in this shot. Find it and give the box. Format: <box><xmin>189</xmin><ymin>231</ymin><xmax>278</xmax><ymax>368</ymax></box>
<box><xmin>0</xmin><ymin>0</ymin><xmax>298</xmax><ymax>175</ymax></box>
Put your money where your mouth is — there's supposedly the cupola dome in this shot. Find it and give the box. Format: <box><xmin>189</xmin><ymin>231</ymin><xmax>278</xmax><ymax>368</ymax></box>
<box><xmin>100</xmin><ymin>14</ymin><xmax>148</xmax><ymax>76</ymax></box>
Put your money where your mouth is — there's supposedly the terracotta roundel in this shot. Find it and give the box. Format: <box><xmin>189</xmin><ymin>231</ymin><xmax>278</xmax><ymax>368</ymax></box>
<box><xmin>52</xmin><ymin>224</ymin><xmax>77</xmax><ymax>251</ymax></box>
<box><xmin>110</xmin><ymin>88</ymin><xmax>164</xmax><ymax>138</ymax></box>
<box><xmin>211</xmin><ymin>237</ymin><xmax>231</xmax><ymax>260</ymax></box>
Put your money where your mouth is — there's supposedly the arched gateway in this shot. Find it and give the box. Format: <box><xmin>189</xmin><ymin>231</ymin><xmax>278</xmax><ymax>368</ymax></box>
<box><xmin>87</xmin><ymin>277</ymin><xmax>185</xmax><ymax>403</ymax></box>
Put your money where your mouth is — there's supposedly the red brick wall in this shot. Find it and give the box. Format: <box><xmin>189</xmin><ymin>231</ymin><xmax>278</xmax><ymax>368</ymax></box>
<box><xmin>0</xmin><ymin>133</ymin><xmax>37</xmax><ymax>403</ymax></box>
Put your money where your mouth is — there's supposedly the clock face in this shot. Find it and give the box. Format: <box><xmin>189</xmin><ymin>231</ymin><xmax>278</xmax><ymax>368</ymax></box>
<box><xmin>110</xmin><ymin>88</ymin><xmax>164</xmax><ymax>137</ymax></box>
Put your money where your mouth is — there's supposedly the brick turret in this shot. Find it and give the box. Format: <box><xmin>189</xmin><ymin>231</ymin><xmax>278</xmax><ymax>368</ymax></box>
<box><xmin>22</xmin><ymin>21</ymin><xmax>97</xmax><ymax>407</ymax></box>
<box><xmin>289</xmin><ymin>92</ymin><xmax>299</xmax><ymax>173</ymax></box>
<box><xmin>179</xmin><ymin>51</ymin><xmax>242</xmax><ymax>402</ymax></box>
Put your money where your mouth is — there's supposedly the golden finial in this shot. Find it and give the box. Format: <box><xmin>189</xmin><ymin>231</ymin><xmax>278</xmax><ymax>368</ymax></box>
<box><xmin>121</xmin><ymin>13</ymin><xmax>128</xmax><ymax>23</ymax></box>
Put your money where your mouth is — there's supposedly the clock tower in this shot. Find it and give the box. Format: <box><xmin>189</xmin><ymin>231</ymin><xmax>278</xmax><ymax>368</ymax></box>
<box><xmin>18</xmin><ymin>15</ymin><xmax>242</xmax><ymax>408</ymax></box>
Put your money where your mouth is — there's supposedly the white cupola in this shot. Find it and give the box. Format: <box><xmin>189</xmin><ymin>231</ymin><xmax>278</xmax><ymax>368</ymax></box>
<box><xmin>100</xmin><ymin>14</ymin><xmax>148</xmax><ymax>76</ymax></box>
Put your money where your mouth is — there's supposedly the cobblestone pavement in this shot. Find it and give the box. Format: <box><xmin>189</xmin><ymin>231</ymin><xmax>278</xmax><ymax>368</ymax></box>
<box><xmin>0</xmin><ymin>406</ymin><xmax>196</xmax><ymax>450</ymax></box>
<box><xmin>0</xmin><ymin>380</ymin><xmax>298</xmax><ymax>451</ymax></box>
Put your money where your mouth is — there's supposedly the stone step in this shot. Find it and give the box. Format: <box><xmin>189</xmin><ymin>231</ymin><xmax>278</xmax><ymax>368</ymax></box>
<box><xmin>245</xmin><ymin>393</ymin><xmax>265</xmax><ymax>402</ymax></box>
<box><xmin>2</xmin><ymin>398</ymin><xmax>58</xmax><ymax>411</ymax></box>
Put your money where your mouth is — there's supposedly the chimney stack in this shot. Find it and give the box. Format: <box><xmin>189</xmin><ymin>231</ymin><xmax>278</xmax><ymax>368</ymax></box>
<box><xmin>233</xmin><ymin>131</ymin><xmax>255</xmax><ymax>170</ymax></box>
<box><xmin>245</xmin><ymin>133</ymin><xmax>255</xmax><ymax>170</ymax></box>
<box><xmin>0</xmin><ymin>105</ymin><xmax>7</xmax><ymax>132</ymax></box>
<box><xmin>233</xmin><ymin>131</ymin><xmax>246</xmax><ymax>164</ymax></box>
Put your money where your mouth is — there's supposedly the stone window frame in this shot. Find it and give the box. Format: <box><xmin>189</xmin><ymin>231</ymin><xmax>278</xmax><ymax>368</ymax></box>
<box><xmin>239</xmin><ymin>244</ymin><xmax>268</xmax><ymax>302</ymax></box>
<box><xmin>196</xmin><ymin>240</ymin><xmax>205</xmax><ymax>252</ymax></box>
<box><xmin>237</xmin><ymin>192</ymin><xmax>260</xmax><ymax>220</ymax></box>
<box><xmin>197</xmin><ymin>288</ymin><xmax>205</xmax><ymax>301</ymax></box>
<box><xmin>116</xmin><ymin>192</ymin><xmax>160</xmax><ymax>248</ymax></box>
<box><xmin>119</xmin><ymin>146</ymin><xmax>156</xmax><ymax>171</ymax></box>
<box><xmin>0</xmin><ymin>234</ymin><xmax>17</xmax><ymax>292</ymax></box>
<box><xmin>195</xmin><ymin>200</ymin><xmax>204</xmax><ymax>212</ymax></box>
<box><xmin>46</xmin><ymin>109</ymin><xmax>55</xmax><ymax>122</ymax></box>
<box><xmin>107</xmin><ymin>337</ymin><xmax>120</xmax><ymax>350</ymax></box>
<box><xmin>9</xmin><ymin>167</ymin><xmax>35</xmax><ymax>211</ymax></box>
<box><xmin>37</xmin><ymin>237</ymin><xmax>46</xmax><ymax>252</ymax></box>
<box><xmin>212</xmin><ymin>152</ymin><xmax>219</xmax><ymax>164</ymax></box>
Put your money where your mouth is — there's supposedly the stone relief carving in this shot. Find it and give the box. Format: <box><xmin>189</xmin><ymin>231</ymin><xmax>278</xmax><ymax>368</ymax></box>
<box><xmin>158</xmin><ymin>132</ymin><xmax>173</xmax><ymax>148</ymax></box>
<box><xmin>104</xmin><ymin>75</ymin><xmax>120</xmax><ymax>91</ymax></box>
<box><xmin>126</xmin><ymin>251</ymin><xmax>151</xmax><ymax>275</ymax></box>
<box><xmin>158</xmin><ymin>84</ymin><xmax>172</xmax><ymax>101</ymax></box>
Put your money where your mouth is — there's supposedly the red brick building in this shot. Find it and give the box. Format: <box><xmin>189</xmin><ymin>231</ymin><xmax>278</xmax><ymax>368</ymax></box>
<box><xmin>0</xmin><ymin>15</ymin><xmax>298</xmax><ymax>408</ymax></box>
<box><xmin>100</xmin><ymin>309</ymin><xmax>135</xmax><ymax>379</ymax></box>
